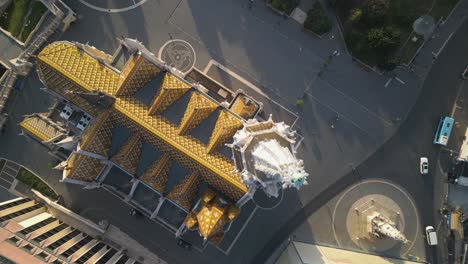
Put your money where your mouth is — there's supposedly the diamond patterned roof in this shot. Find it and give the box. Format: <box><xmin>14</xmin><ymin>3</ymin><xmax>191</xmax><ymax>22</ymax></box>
<box><xmin>178</xmin><ymin>92</ymin><xmax>218</xmax><ymax>135</ymax></box>
<box><xmin>37</xmin><ymin>42</ymin><xmax>119</xmax><ymax>95</ymax></box>
<box><xmin>37</xmin><ymin>41</ymin><xmax>248</xmax><ymax>202</ymax></box>
<box><xmin>167</xmin><ymin>171</ymin><xmax>201</xmax><ymax>211</ymax></box>
<box><xmin>185</xmin><ymin>189</ymin><xmax>240</xmax><ymax>244</ymax></box>
<box><xmin>116</xmin><ymin>53</ymin><xmax>162</xmax><ymax>96</ymax></box>
<box><xmin>230</xmin><ymin>95</ymin><xmax>258</xmax><ymax>120</ymax></box>
<box><xmin>20</xmin><ymin>113</ymin><xmax>66</xmax><ymax>141</ymax></box>
<box><xmin>64</xmin><ymin>152</ymin><xmax>106</xmax><ymax>182</ymax></box>
<box><xmin>148</xmin><ymin>73</ymin><xmax>190</xmax><ymax>115</ymax></box>
<box><xmin>111</xmin><ymin>134</ymin><xmax>143</xmax><ymax>176</ymax></box>
<box><xmin>140</xmin><ymin>153</ymin><xmax>172</xmax><ymax>193</ymax></box>
<box><xmin>207</xmin><ymin>110</ymin><xmax>243</xmax><ymax>153</ymax></box>
<box><xmin>80</xmin><ymin>111</ymin><xmax>114</xmax><ymax>157</ymax></box>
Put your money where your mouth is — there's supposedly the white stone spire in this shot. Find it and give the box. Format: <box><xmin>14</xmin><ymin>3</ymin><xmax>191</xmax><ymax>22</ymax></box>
<box><xmin>229</xmin><ymin>116</ymin><xmax>308</xmax><ymax>197</ymax></box>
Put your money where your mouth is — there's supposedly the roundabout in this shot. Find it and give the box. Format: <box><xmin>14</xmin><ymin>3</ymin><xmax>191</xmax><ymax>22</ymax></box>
<box><xmin>332</xmin><ymin>179</ymin><xmax>420</xmax><ymax>256</ymax></box>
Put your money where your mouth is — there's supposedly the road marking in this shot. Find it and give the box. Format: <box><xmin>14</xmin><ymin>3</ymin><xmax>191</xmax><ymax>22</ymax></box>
<box><xmin>434</xmin><ymin>32</ymin><xmax>454</xmax><ymax>58</ymax></box>
<box><xmin>318</xmin><ymin>79</ymin><xmax>393</xmax><ymax>126</ymax></box>
<box><xmin>395</xmin><ymin>77</ymin><xmax>406</xmax><ymax>85</ymax></box>
<box><xmin>0</xmin><ymin>171</ymin><xmax>15</xmax><ymax>179</ymax></box>
<box><xmin>0</xmin><ymin>177</ymin><xmax>12</xmax><ymax>186</ymax></box>
<box><xmin>203</xmin><ymin>60</ymin><xmax>214</xmax><ymax>74</ymax></box>
<box><xmin>385</xmin><ymin>78</ymin><xmax>392</xmax><ymax>87</ymax></box>
<box><xmin>450</xmin><ymin>82</ymin><xmax>464</xmax><ymax>117</ymax></box>
<box><xmin>221</xmin><ymin>206</ymin><xmax>259</xmax><ymax>255</ymax></box>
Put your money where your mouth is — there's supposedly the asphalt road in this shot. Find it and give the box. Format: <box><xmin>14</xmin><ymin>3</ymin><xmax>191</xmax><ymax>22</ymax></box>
<box><xmin>253</xmin><ymin>16</ymin><xmax>468</xmax><ymax>264</ymax></box>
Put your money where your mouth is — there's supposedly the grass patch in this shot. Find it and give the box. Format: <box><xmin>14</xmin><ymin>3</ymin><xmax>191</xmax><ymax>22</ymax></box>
<box><xmin>18</xmin><ymin>2</ymin><xmax>47</xmax><ymax>42</ymax></box>
<box><xmin>335</xmin><ymin>0</ymin><xmax>459</xmax><ymax>68</ymax></box>
<box><xmin>399</xmin><ymin>32</ymin><xmax>424</xmax><ymax>64</ymax></box>
<box><xmin>17</xmin><ymin>168</ymin><xmax>58</xmax><ymax>200</ymax></box>
<box><xmin>0</xmin><ymin>0</ymin><xmax>47</xmax><ymax>42</ymax></box>
<box><xmin>268</xmin><ymin>0</ymin><xmax>299</xmax><ymax>15</ymax></box>
<box><xmin>304</xmin><ymin>2</ymin><xmax>332</xmax><ymax>35</ymax></box>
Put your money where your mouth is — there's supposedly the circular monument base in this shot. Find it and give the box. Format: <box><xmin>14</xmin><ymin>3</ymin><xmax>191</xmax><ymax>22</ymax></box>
<box><xmin>332</xmin><ymin>179</ymin><xmax>419</xmax><ymax>255</ymax></box>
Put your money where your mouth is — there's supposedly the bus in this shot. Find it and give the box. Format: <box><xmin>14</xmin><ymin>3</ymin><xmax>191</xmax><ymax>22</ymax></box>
<box><xmin>434</xmin><ymin>116</ymin><xmax>454</xmax><ymax>146</ymax></box>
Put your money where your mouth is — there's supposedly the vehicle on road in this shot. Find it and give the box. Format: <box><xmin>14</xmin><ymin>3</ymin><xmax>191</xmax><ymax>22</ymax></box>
<box><xmin>420</xmin><ymin>157</ymin><xmax>429</xmax><ymax>174</ymax></box>
<box><xmin>426</xmin><ymin>226</ymin><xmax>438</xmax><ymax>245</ymax></box>
<box><xmin>177</xmin><ymin>239</ymin><xmax>192</xmax><ymax>250</ymax></box>
<box><xmin>60</xmin><ymin>104</ymin><xmax>74</xmax><ymax>120</ymax></box>
<box><xmin>433</xmin><ymin>116</ymin><xmax>454</xmax><ymax>146</ymax></box>
<box><xmin>462</xmin><ymin>65</ymin><xmax>468</xmax><ymax>80</ymax></box>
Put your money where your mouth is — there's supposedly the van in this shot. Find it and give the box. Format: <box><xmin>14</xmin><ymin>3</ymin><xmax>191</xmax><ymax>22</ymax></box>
<box><xmin>426</xmin><ymin>226</ymin><xmax>438</xmax><ymax>245</ymax></box>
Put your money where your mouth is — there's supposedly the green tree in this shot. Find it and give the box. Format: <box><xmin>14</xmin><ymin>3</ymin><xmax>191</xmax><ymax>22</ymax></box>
<box><xmin>349</xmin><ymin>8</ymin><xmax>362</xmax><ymax>23</ymax></box>
<box><xmin>363</xmin><ymin>0</ymin><xmax>390</xmax><ymax>25</ymax></box>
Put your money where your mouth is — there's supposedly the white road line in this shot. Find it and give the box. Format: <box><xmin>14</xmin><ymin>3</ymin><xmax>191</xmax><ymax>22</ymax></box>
<box><xmin>0</xmin><ymin>171</ymin><xmax>15</xmax><ymax>179</ymax></box>
<box><xmin>319</xmin><ymin>79</ymin><xmax>393</xmax><ymax>126</ymax></box>
<box><xmin>304</xmin><ymin>91</ymin><xmax>377</xmax><ymax>141</ymax></box>
<box><xmin>0</xmin><ymin>177</ymin><xmax>12</xmax><ymax>185</ymax></box>
<box><xmin>385</xmin><ymin>78</ymin><xmax>392</xmax><ymax>87</ymax></box>
<box><xmin>223</xmin><ymin>206</ymin><xmax>259</xmax><ymax>255</ymax></box>
<box><xmin>203</xmin><ymin>60</ymin><xmax>214</xmax><ymax>74</ymax></box>
<box><xmin>434</xmin><ymin>32</ymin><xmax>454</xmax><ymax>58</ymax></box>
<box><xmin>395</xmin><ymin>77</ymin><xmax>406</xmax><ymax>85</ymax></box>
<box><xmin>450</xmin><ymin>82</ymin><xmax>464</xmax><ymax>117</ymax></box>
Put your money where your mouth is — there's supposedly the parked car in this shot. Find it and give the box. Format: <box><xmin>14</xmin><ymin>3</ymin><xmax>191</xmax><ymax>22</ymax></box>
<box><xmin>60</xmin><ymin>104</ymin><xmax>74</xmax><ymax>120</ymax></box>
<box><xmin>426</xmin><ymin>226</ymin><xmax>438</xmax><ymax>245</ymax></box>
<box><xmin>420</xmin><ymin>157</ymin><xmax>429</xmax><ymax>174</ymax></box>
<box><xmin>76</xmin><ymin>113</ymin><xmax>91</xmax><ymax>131</ymax></box>
<box><xmin>177</xmin><ymin>239</ymin><xmax>192</xmax><ymax>250</ymax></box>
<box><xmin>462</xmin><ymin>65</ymin><xmax>468</xmax><ymax>80</ymax></box>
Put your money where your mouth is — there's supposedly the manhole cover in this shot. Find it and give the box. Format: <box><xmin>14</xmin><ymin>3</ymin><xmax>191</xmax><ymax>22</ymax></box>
<box><xmin>159</xmin><ymin>39</ymin><xmax>196</xmax><ymax>74</ymax></box>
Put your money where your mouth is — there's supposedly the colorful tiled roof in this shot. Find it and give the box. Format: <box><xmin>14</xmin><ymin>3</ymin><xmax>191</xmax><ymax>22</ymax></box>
<box><xmin>64</xmin><ymin>152</ymin><xmax>106</xmax><ymax>182</ymax></box>
<box><xmin>20</xmin><ymin>113</ymin><xmax>65</xmax><ymax>142</ymax></box>
<box><xmin>37</xmin><ymin>41</ymin><xmax>248</xmax><ymax>201</ymax></box>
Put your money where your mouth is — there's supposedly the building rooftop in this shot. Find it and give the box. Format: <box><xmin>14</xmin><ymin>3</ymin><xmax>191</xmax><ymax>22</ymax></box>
<box><xmin>36</xmin><ymin>41</ymin><xmax>253</xmax><ymax>202</ymax></box>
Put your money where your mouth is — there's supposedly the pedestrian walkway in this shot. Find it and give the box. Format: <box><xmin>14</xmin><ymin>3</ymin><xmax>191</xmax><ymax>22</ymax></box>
<box><xmin>0</xmin><ymin>30</ymin><xmax>22</xmax><ymax>63</ymax></box>
<box><xmin>0</xmin><ymin>160</ymin><xmax>19</xmax><ymax>190</ymax></box>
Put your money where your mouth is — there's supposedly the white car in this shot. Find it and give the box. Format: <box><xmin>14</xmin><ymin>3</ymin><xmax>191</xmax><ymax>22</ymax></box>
<box><xmin>60</xmin><ymin>105</ymin><xmax>74</xmax><ymax>120</ymax></box>
<box><xmin>425</xmin><ymin>226</ymin><xmax>438</xmax><ymax>245</ymax></box>
<box><xmin>462</xmin><ymin>65</ymin><xmax>468</xmax><ymax>80</ymax></box>
<box><xmin>420</xmin><ymin>157</ymin><xmax>429</xmax><ymax>174</ymax></box>
<box><xmin>76</xmin><ymin>113</ymin><xmax>91</xmax><ymax>131</ymax></box>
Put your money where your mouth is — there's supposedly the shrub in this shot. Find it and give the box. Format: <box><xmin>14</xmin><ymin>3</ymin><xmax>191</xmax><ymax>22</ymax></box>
<box><xmin>304</xmin><ymin>2</ymin><xmax>332</xmax><ymax>35</ymax></box>
<box><xmin>17</xmin><ymin>168</ymin><xmax>58</xmax><ymax>200</ymax></box>
<box><xmin>349</xmin><ymin>8</ymin><xmax>362</xmax><ymax>23</ymax></box>
<box><xmin>363</xmin><ymin>0</ymin><xmax>390</xmax><ymax>25</ymax></box>
<box><xmin>296</xmin><ymin>99</ymin><xmax>305</xmax><ymax>107</ymax></box>
<box><xmin>367</xmin><ymin>26</ymin><xmax>400</xmax><ymax>50</ymax></box>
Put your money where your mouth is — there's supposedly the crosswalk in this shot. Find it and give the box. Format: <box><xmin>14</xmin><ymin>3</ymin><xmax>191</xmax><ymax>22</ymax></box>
<box><xmin>0</xmin><ymin>160</ymin><xmax>19</xmax><ymax>190</ymax></box>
